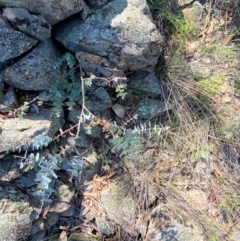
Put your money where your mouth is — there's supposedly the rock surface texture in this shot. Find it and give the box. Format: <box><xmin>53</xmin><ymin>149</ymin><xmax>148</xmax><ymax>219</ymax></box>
<box><xmin>0</xmin><ymin>108</ymin><xmax>64</xmax><ymax>156</ymax></box>
<box><xmin>2</xmin><ymin>39</ymin><xmax>62</xmax><ymax>90</ymax></box>
<box><xmin>54</xmin><ymin>0</ymin><xmax>163</xmax><ymax>72</ymax></box>
<box><xmin>0</xmin><ymin>25</ymin><xmax>37</xmax><ymax>70</ymax></box>
<box><xmin>0</xmin><ymin>0</ymin><xmax>90</xmax><ymax>25</ymax></box>
<box><xmin>3</xmin><ymin>7</ymin><xmax>51</xmax><ymax>41</ymax></box>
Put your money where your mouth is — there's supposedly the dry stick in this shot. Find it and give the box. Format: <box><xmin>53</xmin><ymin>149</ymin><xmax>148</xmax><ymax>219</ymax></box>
<box><xmin>75</xmin><ymin>63</ymin><xmax>85</xmax><ymax>138</ymax></box>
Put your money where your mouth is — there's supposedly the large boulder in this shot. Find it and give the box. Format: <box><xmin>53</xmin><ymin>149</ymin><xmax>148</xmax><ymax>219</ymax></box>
<box><xmin>0</xmin><ymin>24</ymin><xmax>37</xmax><ymax>71</ymax></box>
<box><xmin>2</xmin><ymin>39</ymin><xmax>62</xmax><ymax>90</ymax></box>
<box><xmin>0</xmin><ymin>156</ymin><xmax>34</xmax><ymax>241</ymax></box>
<box><xmin>3</xmin><ymin>7</ymin><xmax>51</xmax><ymax>41</ymax></box>
<box><xmin>0</xmin><ymin>108</ymin><xmax>64</xmax><ymax>157</ymax></box>
<box><xmin>54</xmin><ymin>0</ymin><xmax>162</xmax><ymax>72</ymax></box>
<box><xmin>0</xmin><ymin>0</ymin><xmax>90</xmax><ymax>25</ymax></box>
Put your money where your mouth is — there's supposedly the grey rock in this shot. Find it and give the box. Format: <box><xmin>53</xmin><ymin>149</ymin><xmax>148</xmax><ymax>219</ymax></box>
<box><xmin>94</xmin><ymin>87</ymin><xmax>112</xmax><ymax>106</ymax></box>
<box><xmin>3</xmin><ymin>39</ymin><xmax>62</xmax><ymax>90</ymax></box>
<box><xmin>49</xmin><ymin>180</ymin><xmax>75</xmax><ymax>215</ymax></box>
<box><xmin>185</xmin><ymin>189</ymin><xmax>209</xmax><ymax>212</ymax></box>
<box><xmin>85</xmin><ymin>99</ymin><xmax>112</xmax><ymax>113</ymax></box>
<box><xmin>0</xmin><ymin>25</ymin><xmax>37</xmax><ymax>71</ymax></box>
<box><xmin>46</xmin><ymin>213</ymin><xmax>59</xmax><ymax>226</ymax></box>
<box><xmin>28</xmin><ymin>230</ymin><xmax>46</xmax><ymax>241</ymax></box>
<box><xmin>19</xmin><ymin>170</ymin><xmax>37</xmax><ymax>187</ymax></box>
<box><xmin>135</xmin><ymin>99</ymin><xmax>168</xmax><ymax>119</ymax></box>
<box><xmin>54</xmin><ymin>0</ymin><xmax>162</xmax><ymax>72</ymax></box>
<box><xmin>30</xmin><ymin>218</ymin><xmax>45</xmax><ymax>235</ymax></box>
<box><xmin>76</xmin><ymin>51</ymin><xmax>126</xmax><ymax>86</ymax></box>
<box><xmin>189</xmin><ymin>60</ymin><xmax>213</xmax><ymax>78</ymax></box>
<box><xmin>49</xmin><ymin>201</ymin><xmax>72</xmax><ymax>214</ymax></box>
<box><xmin>182</xmin><ymin>1</ymin><xmax>206</xmax><ymax>35</ymax></box>
<box><xmin>129</xmin><ymin>72</ymin><xmax>162</xmax><ymax>98</ymax></box>
<box><xmin>80</xmin><ymin>149</ymin><xmax>102</xmax><ymax>183</ymax></box>
<box><xmin>0</xmin><ymin>0</ymin><xmax>91</xmax><ymax>25</ymax></box>
<box><xmin>84</xmin><ymin>125</ymin><xmax>102</xmax><ymax>138</ymax></box>
<box><xmin>86</xmin><ymin>0</ymin><xmax>111</xmax><ymax>8</ymax></box>
<box><xmin>145</xmin><ymin>205</ymin><xmax>205</xmax><ymax>241</ymax></box>
<box><xmin>0</xmin><ymin>76</ymin><xmax>4</xmax><ymax>90</ymax></box>
<box><xmin>3</xmin><ymin>7</ymin><xmax>51</xmax><ymax>41</ymax></box>
<box><xmin>101</xmin><ymin>176</ymin><xmax>137</xmax><ymax>235</ymax></box>
<box><xmin>0</xmin><ymin>185</ymin><xmax>33</xmax><ymax>241</ymax></box>
<box><xmin>0</xmin><ymin>155</ymin><xmax>21</xmax><ymax>180</ymax></box>
<box><xmin>60</xmin><ymin>204</ymin><xmax>75</xmax><ymax>217</ymax></box>
<box><xmin>54</xmin><ymin>180</ymin><xmax>75</xmax><ymax>202</ymax></box>
<box><xmin>68</xmin><ymin>107</ymin><xmax>81</xmax><ymax>124</ymax></box>
<box><xmin>0</xmin><ymin>88</ymin><xmax>18</xmax><ymax>112</ymax></box>
<box><xmin>96</xmin><ymin>216</ymin><xmax>115</xmax><ymax>236</ymax></box>
<box><xmin>74</xmin><ymin>132</ymin><xmax>91</xmax><ymax>148</ymax></box>
<box><xmin>81</xmin><ymin>87</ymin><xmax>112</xmax><ymax>113</ymax></box>
<box><xmin>173</xmin><ymin>0</ymin><xmax>194</xmax><ymax>7</ymax></box>
<box><xmin>0</xmin><ymin>108</ymin><xmax>64</xmax><ymax>156</ymax></box>
<box><xmin>0</xmin><ymin>14</ymin><xmax>11</xmax><ymax>27</ymax></box>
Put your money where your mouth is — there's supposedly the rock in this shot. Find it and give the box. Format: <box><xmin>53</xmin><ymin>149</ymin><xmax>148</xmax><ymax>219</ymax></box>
<box><xmin>185</xmin><ymin>189</ymin><xmax>209</xmax><ymax>212</ymax></box>
<box><xmin>28</xmin><ymin>230</ymin><xmax>46</xmax><ymax>241</ymax></box>
<box><xmin>0</xmin><ymin>154</ymin><xmax>21</xmax><ymax>180</ymax></box>
<box><xmin>173</xmin><ymin>0</ymin><xmax>194</xmax><ymax>7</ymax></box>
<box><xmin>84</xmin><ymin>125</ymin><xmax>102</xmax><ymax>138</ymax></box>
<box><xmin>19</xmin><ymin>170</ymin><xmax>37</xmax><ymax>188</ymax></box>
<box><xmin>0</xmin><ymin>0</ymin><xmax>91</xmax><ymax>25</ymax></box>
<box><xmin>80</xmin><ymin>149</ymin><xmax>102</xmax><ymax>184</ymax></box>
<box><xmin>93</xmin><ymin>87</ymin><xmax>112</xmax><ymax>106</ymax></box>
<box><xmin>144</xmin><ymin>204</ymin><xmax>205</xmax><ymax>241</ymax></box>
<box><xmin>112</xmin><ymin>103</ymin><xmax>125</xmax><ymax>118</ymax></box>
<box><xmin>2</xmin><ymin>39</ymin><xmax>62</xmax><ymax>90</ymax></box>
<box><xmin>182</xmin><ymin>1</ymin><xmax>206</xmax><ymax>35</ymax></box>
<box><xmin>49</xmin><ymin>201</ymin><xmax>71</xmax><ymax>215</ymax></box>
<box><xmin>135</xmin><ymin>99</ymin><xmax>169</xmax><ymax>119</ymax></box>
<box><xmin>76</xmin><ymin>51</ymin><xmax>126</xmax><ymax>86</ymax></box>
<box><xmin>100</xmin><ymin>176</ymin><xmax>137</xmax><ymax>235</ymax></box>
<box><xmin>0</xmin><ymin>76</ymin><xmax>4</xmax><ymax>90</ymax></box>
<box><xmin>85</xmin><ymin>0</ymin><xmax>110</xmax><ymax>8</ymax></box>
<box><xmin>30</xmin><ymin>218</ymin><xmax>45</xmax><ymax>235</ymax></box>
<box><xmin>49</xmin><ymin>180</ymin><xmax>75</xmax><ymax>215</ymax></box>
<box><xmin>129</xmin><ymin>72</ymin><xmax>162</xmax><ymax>98</ymax></box>
<box><xmin>68</xmin><ymin>232</ymin><xmax>102</xmax><ymax>241</ymax></box>
<box><xmin>74</xmin><ymin>132</ymin><xmax>91</xmax><ymax>148</ymax></box>
<box><xmin>3</xmin><ymin>7</ymin><xmax>51</xmax><ymax>41</ymax></box>
<box><xmin>60</xmin><ymin>204</ymin><xmax>75</xmax><ymax>217</ymax></box>
<box><xmin>0</xmin><ymin>15</ymin><xmax>11</xmax><ymax>27</ymax></box>
<box><xmin>54</xmin><ymin>0</ymin><xmax>162</xmax><ymax>72</ymax></box>
<box><xmin>189</xmin><ymin>59</ymin><xmax>213</xmax><ymax>78</ymax></box>
<box><xmin>0</xmin><ymin>108</ymin><xmax>64</xmax><ymax>156</ymax></box>
<box><xmin>95</xmin><ymin>216</ymin><xmax>115</xmax><ymax>236</ymax></box>
<box><xmin>0</xmin><ymin>88</ymin><xmax>18</xmax><ymax>112</ymax></box>
<box><xmin>0</xmin><ymin>185</ymin><xmax>34</xmax><ymax>241</ymax></box>
<box><xmin>45</xmin><ymin>213</ymin><xmax>59</xmax><ymax>227</ymax></box>
<box><xmin>0</xmin><ymin>25</ymin><xmax>37</xmax><ymax>71</ymax></box>
<box><xmin>84</xmin><ymin>87</ymin><xmax>112</xmax><ymax>113</ymax></box>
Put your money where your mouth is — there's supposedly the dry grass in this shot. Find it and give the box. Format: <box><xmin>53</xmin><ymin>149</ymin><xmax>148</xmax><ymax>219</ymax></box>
<box><xmin>143</xmin><ymin>0</ymin><xmax>240</xmax><ymax>240</ymax></box>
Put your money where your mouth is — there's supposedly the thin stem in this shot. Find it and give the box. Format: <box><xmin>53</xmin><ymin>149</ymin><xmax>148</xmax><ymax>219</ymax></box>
<box><xmin>75</xmin><ymin>64</ymin><xmax>85</xmax><ymax>138</ymax></box>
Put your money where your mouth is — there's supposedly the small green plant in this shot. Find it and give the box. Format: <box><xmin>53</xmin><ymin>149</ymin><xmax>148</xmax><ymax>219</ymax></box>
<box><xmin>16</xmin><ymin>134</ymin><xmax>84</xmax><ymax>217</ymax></box>
<box><xmin>115</xmin><ymin>83</ymin><xmax>128</xmax><ymax>100</ymax></box>
<box><xmin>191</xmin><ymin>142</ymin><xmax>215</xmax><ymax>162</ymax></box>
<box><xmin>208</xmin><ymin>234</ymin><xmax>219</xmax><ymax>241</ymax></box>
<box><xmin>110</xmin><ymin>131</ymin><xmax>143</xmax><ymax>157</ymax></box>
<box><xmin>14</xmin><ymin>101</ymin><xmax>29</xmax><ymax>118</ymax></box>
<box><xmin>40</xmin><ymin>52</ymin><xmax>82</xmax><ymax>115</ymax></box>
